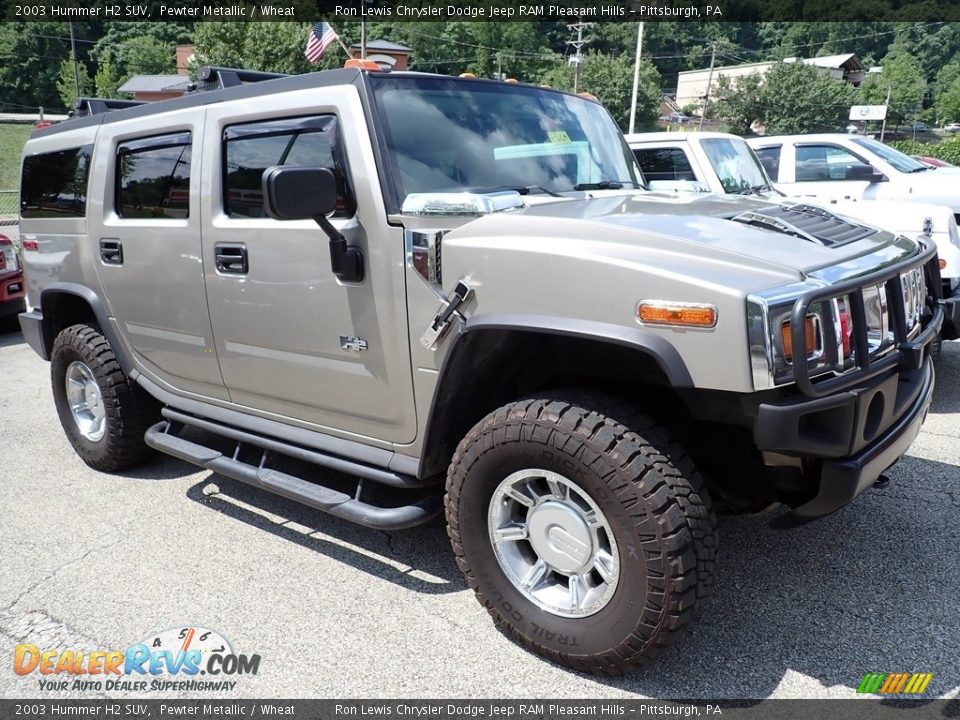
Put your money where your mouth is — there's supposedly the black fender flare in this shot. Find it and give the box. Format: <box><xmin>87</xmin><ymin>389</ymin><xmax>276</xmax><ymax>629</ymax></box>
<box><xmin>37</xmin><ymin>282</ymin><xmax>134</xmax><ymax>374</ymax></box>
<box><xmin>416</xmin><ymin>313</ymin><xmax>693</xmax><ymax>479</ymax></box>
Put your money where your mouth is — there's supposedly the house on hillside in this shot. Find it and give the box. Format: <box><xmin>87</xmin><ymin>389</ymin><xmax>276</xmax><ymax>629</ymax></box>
<box><xmin>676</xmin><ymin>53</ymin><xmax>868</xmax><ymax>112</ymax></box>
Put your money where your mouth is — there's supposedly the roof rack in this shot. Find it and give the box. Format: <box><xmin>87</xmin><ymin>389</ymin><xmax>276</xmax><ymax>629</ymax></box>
<box><xmin>72</xmin><ymin>98</ymin><xmax>146</xmax><ymax>117</ymax></box>
<box><xmin>194</xmin><ymin>66</ymin><xmax>289</xmax><ymax>90</ymax></box>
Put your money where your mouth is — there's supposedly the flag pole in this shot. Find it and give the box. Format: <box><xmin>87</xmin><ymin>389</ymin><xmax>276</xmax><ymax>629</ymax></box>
<box><xmin>361</xmin><ymin>20</ymin><xmax>367</xmax><ymax>59</ymax></box>
<box><xmin>326</xmin><ymin>21</ymin><xmax>352</xmax><ymax>56</ymax></box>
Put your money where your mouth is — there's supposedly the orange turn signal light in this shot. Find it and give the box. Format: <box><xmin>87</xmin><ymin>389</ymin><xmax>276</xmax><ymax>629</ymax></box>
<box><xmin>781</xmin><ymin>317</ymin><xmax>817</xmax><ymax>361</ymax></box>
<box><xmin>637</xmin><ymin>302</ymin><xmax>717</xmax><ymax>328</ymax></box>
<box><xmin>940</xmin><ymin>258</ymin><xmax>947</xmax><ymax>270</ymax></box>
<box><xmin>344</xmin><ymin>59</ymin><xmax>381</xmax><ymax>71</ymax></box>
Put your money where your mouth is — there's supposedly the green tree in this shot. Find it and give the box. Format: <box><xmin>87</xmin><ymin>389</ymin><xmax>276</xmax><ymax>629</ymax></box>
<box><xmin>94</xmin><ymin>52</ymin><xmax>123</xmax><ymax>99</ymax></box>
<box><xmin>711</xmin><ymin>71</ymin><xmax>766</xmax><ymax>135</ymax></box>
<box><xmin>761</xmin><ymin>62</ymin><xmax>857</xmax><ymax>134</ymax></box>
<box><xmin>56</xmin><ymin>52</ymin><xmax>93</xmax><ymax>109</ymax></box>
<box><xmin>936</xmin><ymin>76</ymin><xmax>960</xmax><ymax>125</ymax></box>
<box><xmin>859</xmin><ymin>45</ymin><xmax>926</xmax><ymax>127</ymax></box>
<box><xmin>540</xmin><ymin>51</ymin><xmax>661</xmax><ymax>130</ymax></box>
<box><xmin>0</xmin><ymin>22</ymin><xmax>75</xmax><ymax>111</ymax></box>
<box><xmin>123</xmin><ymin>36</ymin><xmax>176</xmax><ymax>75</ymax></box>
<box><xmin>712</xmin><ymin>61</ymin><xmax>856</xmax><ymax>135</ymax></box>
<box><xmin>192</xmin><ymin>22</ymin><xmax>346</xmax><ymax>75</ymax></box>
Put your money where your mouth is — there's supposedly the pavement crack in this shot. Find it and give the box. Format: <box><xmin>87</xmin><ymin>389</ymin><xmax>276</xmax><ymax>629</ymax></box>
<box><xmin>381</xmin><ymin>530</ymin><xmax>396</xmax><ymax>556</ymax></box>
<box><xmin>2</xmin><ymin>525</ymin><xmax>131</xmax><ymax>613</ymax></box>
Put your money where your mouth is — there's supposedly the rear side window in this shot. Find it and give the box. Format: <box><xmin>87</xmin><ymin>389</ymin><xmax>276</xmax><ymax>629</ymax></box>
<box><xmin>116</xmin><ymin>132</ymin><xmax>191</xmax><ymax>219</ymax></box>
<box><xmin>754</xmin><ymin>146</ymin><xmax>781</xmax><ymax>181</ymax></box>
<box><xmin>20</xmin><ymin>145</ymin><xmax>93</xmax><ymax>219</ymax></box>
<box><xmin>222</xmin><ymin>115</ymin><xmax>355</xmax><ymax>218</ymax></box>
<box><xmin>632</xmin><ymin>147</ymin><xmax>696</xmax><ymax>182</ymax></box>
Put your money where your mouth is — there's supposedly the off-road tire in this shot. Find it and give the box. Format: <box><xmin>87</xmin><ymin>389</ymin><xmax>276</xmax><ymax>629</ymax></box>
<box><xmin>445</xmin><ymin>393</ymin><xmax>718</xmax><ymax>675</ymax></box>
<box><xmin>51</xmin><ymin>323</ymin><xmax>157</xmax><ymax>471</ymax></box>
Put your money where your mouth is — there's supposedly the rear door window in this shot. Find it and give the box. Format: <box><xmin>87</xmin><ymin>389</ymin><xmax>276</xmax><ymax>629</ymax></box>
<box><xmin>116</xmin><ymin>132</ymin><xmax>191</xmax><ymax>219</ymax></box>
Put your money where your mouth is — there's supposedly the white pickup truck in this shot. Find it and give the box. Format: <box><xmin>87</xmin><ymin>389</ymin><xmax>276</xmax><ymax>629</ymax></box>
<box><xmin>626</xmin><ymin>131</ymin><xmax>960</xmax><ymax>310</ymax></box>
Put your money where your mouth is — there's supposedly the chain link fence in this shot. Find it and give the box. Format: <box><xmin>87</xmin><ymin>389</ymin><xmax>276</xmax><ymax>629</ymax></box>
<box><xmin>0</xmin><ymin>190</ymin><xmax>19</xmax><ymax>247</ymax></box>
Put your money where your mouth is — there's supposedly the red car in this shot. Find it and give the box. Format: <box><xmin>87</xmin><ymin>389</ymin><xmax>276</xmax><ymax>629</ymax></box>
<box><xmin>913</xmin><ymin>155</ymin><xmax>956</xmax><ymax>168</ymax></box>
<box><xmin>0</xmin><ymin>233</ymin><xmax>26</xmax><ymax>327</ymax></box>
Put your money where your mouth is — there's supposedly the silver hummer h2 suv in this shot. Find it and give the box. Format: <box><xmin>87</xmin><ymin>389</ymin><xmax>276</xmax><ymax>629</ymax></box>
<box><xmin>18</xmin><ymin>67</ymin><xmax>953</xmax><ymax>674</ymax></box>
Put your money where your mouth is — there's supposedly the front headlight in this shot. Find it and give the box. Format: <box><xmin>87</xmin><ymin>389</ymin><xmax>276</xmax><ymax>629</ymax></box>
<box><xmin>748</xmin><ymin>282</ymin><xmax>854</xmax><ymax>390</ymax></box>
<box><xmin>748</xmin><ymin>268</ymin><xmax>920</xmax><ymax>391</ymax></box>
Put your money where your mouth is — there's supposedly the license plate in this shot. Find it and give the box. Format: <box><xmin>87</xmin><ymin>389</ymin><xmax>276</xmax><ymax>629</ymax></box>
<box><xmin>900</xmin><ymin>266</ymin><xmax>924</xmax><ymax>331</ymax></box>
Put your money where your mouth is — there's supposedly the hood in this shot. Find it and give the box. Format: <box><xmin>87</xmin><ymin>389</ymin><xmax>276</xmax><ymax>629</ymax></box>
<box><xmin>889</xmin><ymin>169</ymin><xmax>960</xmax><ymax>210</ymax></box>
<box><xmin>447</xmin><ymin>192</ymin><xmax>917</xmax><ymax>280</ymax></box>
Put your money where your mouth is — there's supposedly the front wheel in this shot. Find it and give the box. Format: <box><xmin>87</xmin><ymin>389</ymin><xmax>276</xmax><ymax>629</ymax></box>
<box><xmin>445</xmin><ymin>394</ymin><xmax>717</xmax><ymax>675</ymax></box>
<box><xmin>51</xmin><ymin>324</ymin><xmax>157</xmax><ymax>471</ymax></box>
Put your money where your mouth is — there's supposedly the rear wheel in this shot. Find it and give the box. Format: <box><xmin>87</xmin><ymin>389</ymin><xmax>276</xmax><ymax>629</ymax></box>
<box><xmin>445</xmin><ymin>393</ymin><xmax>717</xmax><ymax>675</ymax></box>
<box><xmin>51</xmin><ymin>324</ymin><xmax>157</xmax><ymax>471</ymax></box>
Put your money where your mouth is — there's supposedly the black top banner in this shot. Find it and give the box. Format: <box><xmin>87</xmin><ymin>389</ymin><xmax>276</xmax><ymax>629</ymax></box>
<box><xmin>2</xmin><ymin>0</ymin><xmax>960</xmax><ymax>22</ymax></box>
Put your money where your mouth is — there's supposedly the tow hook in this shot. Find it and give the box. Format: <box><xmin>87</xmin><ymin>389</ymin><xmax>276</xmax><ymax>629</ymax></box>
<box><xmin>873</xmin><ymin>473</ymin><xmax>891</xmax><ymax>489</ymax></box>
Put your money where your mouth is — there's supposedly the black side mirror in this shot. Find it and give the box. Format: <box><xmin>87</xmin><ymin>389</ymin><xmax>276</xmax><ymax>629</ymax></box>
<box><xmin>845</xmin><ymin>165</ymin><xmax>886</xmax><ymax>183</ymax></box>
<box><xmin>262</xmin><ymin>166</ymin><xmax>337</xmax><ymax>219</ymax></box>
<box><xmin>261</xmin><ymin>166</ymin><xmax>363</xmax><ymax>283</ymax></box>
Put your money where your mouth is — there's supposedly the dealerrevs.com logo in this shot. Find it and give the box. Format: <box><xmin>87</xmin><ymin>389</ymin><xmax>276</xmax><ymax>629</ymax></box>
<box><xmin>14</xmin><ymin>625</ymin><xmax>260</xmax><ymax>692</ymax></box>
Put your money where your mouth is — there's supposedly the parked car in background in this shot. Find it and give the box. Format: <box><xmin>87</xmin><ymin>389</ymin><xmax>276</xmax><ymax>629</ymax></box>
<box><xmin>747</xmin><ymin>132</ymin><xmax>960</xmax><ymax>213</ymax></box>
<box><xmin>0</xmin><ymin>233</ymin><xmax>26</xmax><ymax>328</ymax></box>
<box><xmin>914</xmin><ymin>155</ymin><xmax>955</xmax><ymax>168</ymax></box>
<box><xmin>944</xmin><ymin>122</ymin><xmax>960</xmax><ymax>132</ymax></box>
<box><xmin>912</xmin><ymin>122</ymin><xmax>928</xmax><ymax>131</ymax></box>
<box><xmin>627</xmin><ymin>131</ymin><xmax>960</xmax><ymax>322</ymax></box>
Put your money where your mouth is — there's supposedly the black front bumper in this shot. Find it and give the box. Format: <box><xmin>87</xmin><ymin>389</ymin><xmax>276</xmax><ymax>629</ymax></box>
<box><xmin>755</xmin><ymin>355</ymin><xmax>935</xmax><ymax>528</ymax></box>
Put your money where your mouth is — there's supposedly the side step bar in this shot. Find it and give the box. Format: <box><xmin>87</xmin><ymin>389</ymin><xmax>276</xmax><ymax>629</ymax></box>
<box><xmin>145</xmin><ymin>420</ymin><xmax>440</xmax><ymax>530</ymax></box>
<box><xmin>161</xmin><ymin>408</ymin><xmax>434</xmax><ymax>488</ymax></box>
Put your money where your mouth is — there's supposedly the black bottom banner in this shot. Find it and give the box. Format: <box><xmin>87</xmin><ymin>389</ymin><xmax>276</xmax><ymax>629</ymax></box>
<box><xmin>1</xmin><ymin>699</ymin><xmax>956</xmax><ymax>720</ymax></box>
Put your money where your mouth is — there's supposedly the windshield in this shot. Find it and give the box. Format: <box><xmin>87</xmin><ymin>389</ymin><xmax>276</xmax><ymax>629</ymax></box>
<box><xmin>700</xmin><ymin>137</ymin><xmax>772</xmax><ymax>194</ymax></box>
<box><xmin>851</xmin><ymin>137</ymin><xmax>929</xmax><ymax>173</ymax></box>
<box><xmin>369</xmin><ymin>75</ymin><xmax>643</xmax><ymax>211</ymax></box>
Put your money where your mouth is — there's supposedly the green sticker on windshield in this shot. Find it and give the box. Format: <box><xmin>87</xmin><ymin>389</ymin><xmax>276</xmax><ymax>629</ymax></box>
<box><xmin>548</xmin><ymin>131</ymin><xmax>571</xmax><ymax>144</ymax></box>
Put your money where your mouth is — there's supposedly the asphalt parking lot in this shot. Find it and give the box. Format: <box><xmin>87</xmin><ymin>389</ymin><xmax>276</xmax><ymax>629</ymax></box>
<box><xmin>1</xmin><ymin>326</ymin><xmax>958</xmax><ymax>700</ymax></box>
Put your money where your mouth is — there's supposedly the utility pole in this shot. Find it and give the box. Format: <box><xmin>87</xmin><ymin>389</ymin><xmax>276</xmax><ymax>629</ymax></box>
<box><xmin>628</xmin><ymin>22</ymin><xmax>644</xmax><ymax>134</ymax></box>
<box><xmin>698</xmin><ymin>41</ymin><xmax>717</xmax><ymax>132</ymax></box>
<box><xmin>567</xmin><ymin>19</ymin><xmax>592</xmax><ymax>94</ymax></box>
<box><xmin>68</xmin><ymin>21</ymin><xmax>80</xmax><ymax>105</ymax></box>
<box><xmin>880</xmin><ymin>84</ymin><xmax>891</xmax><ymax>142</ymax></box>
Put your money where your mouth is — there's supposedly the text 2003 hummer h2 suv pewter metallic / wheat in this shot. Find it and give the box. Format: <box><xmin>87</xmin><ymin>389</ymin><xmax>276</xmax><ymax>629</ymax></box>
<box><xmin>18</xmin><ymin>66</ymin><xmax>949</xmax><ymax>674</ymax></box>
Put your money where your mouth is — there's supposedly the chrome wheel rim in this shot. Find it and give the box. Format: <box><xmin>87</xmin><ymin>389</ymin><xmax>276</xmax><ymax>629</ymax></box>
<box><xmin>65</xmin><ymin>361</ymin><xmax>106</xmax><ymax>442</ymax></box>
<box><xmin>488</xmin><ymin>469</ymin><xmax>620</xmax><ymax>618</ymax></box>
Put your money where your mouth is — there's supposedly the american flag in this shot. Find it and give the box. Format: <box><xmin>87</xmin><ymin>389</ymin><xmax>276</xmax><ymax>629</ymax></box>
<box><xmin>304</xmin><ymin>22</ymin><xmax>338</xmax><ymax>63</ymax></box>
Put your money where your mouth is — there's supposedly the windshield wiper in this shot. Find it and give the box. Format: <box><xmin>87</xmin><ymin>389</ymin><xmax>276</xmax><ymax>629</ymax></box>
<box><xmin>466</xmin><ymin>184</ymin><xmax>564</xmax><ymax>198</ymax></box>
<box><xmin>736</xmin><ymin>184</ymin><xmax>773</xmax><ymax>197</ymax></box>
<box><xmin>573</xmin><ymin>179</ymin><xmax>641</xmax><ymax>190</ymax></box>
<box><xmin>907</xmin><ymin>166</ymin><xmax>931</xmax><ymax>173</ymax></box>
